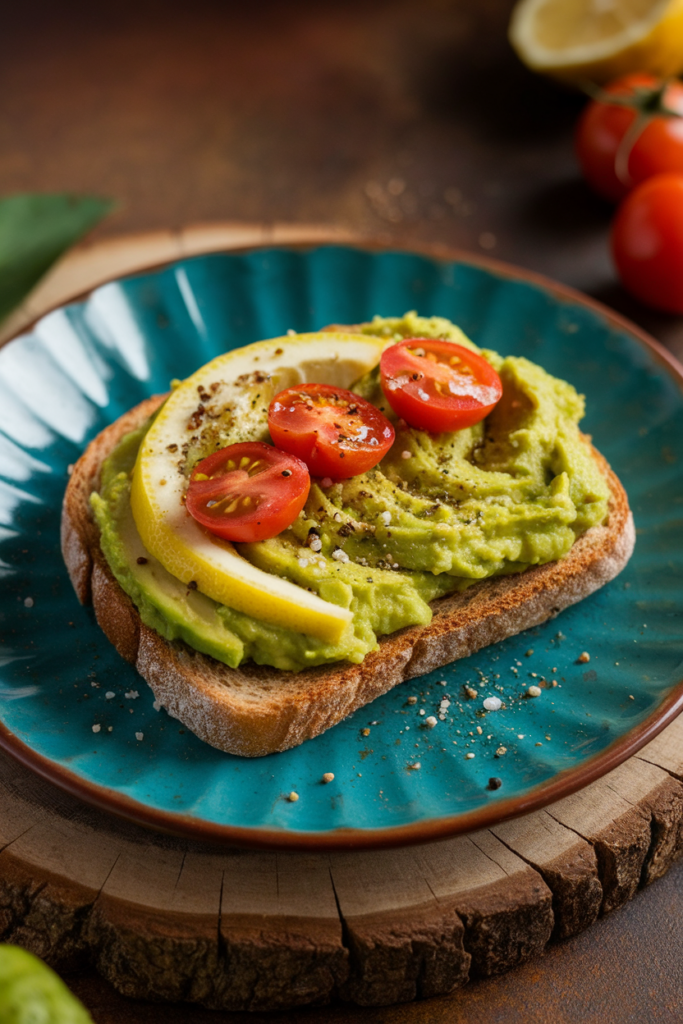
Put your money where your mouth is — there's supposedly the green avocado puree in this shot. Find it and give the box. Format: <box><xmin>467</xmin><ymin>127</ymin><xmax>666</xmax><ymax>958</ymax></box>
<box><xmin>90</xmin><ymin>313</ymin><xmax>609</xmax><ymax>672</ymax></box>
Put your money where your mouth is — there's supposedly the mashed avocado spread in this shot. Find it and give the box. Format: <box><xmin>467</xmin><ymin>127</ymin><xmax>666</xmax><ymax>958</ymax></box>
<box><xmin>90</xmin><ymin>313</ymin><xmax>610</xmax><ymax>672</ymax></box>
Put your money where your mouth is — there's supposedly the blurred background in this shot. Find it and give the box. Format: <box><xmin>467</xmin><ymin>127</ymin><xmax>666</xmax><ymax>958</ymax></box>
<box><xmin>2</xmin><ymin>0</ymin><xmax>645</xmax><ymax>323</ymax></box>
<box><xmin>5</xmin><ymin>0</ymin><xmax>683</xmax><ymax>360</ymax></box>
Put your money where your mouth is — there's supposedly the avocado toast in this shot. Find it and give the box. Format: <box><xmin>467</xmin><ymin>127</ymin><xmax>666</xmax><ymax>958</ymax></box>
<box><xmin>61</xmin><ymin>314</ymin><xmax>635</xmax><ymax>756</ymax></box>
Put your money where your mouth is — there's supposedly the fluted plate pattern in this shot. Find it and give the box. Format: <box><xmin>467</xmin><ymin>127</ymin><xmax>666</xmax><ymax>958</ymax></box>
<box><xmin>0</xmin><ymin>246</ymin><xmax>681</xmax><ymax>848</ymax></box>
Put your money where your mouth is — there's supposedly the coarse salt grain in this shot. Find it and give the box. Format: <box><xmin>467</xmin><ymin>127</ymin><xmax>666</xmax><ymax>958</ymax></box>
<box><xmin>379</xmin><ymin>511</ymin><xmax>392</xmax><ymax>525</ymax></box>
<box><xmin>105</xmin><ymin>691</ymin><xmax>115</xmax><ymax>700</ymax></box>
<box><xmin>92</xmin><ymin>724</ymin><xmax>101</xmax><ymax>733</ymax></box>
<box><xmin>425</xmin><ymin>716</ymin><xmax>437</xmax><ymax>728</ymax></box>
<box><xmin>495</xmin><ymin>746</ymin><xmax>507</xmax><ymax>757</ymax></box>
<box><xmin>332</xmin><ymin>549</ymin><xmax>349</xmax><ymax>563</ymax></box>
<box><xmin>288</xmin><ymin>791</ymin><xmax>299</xmax><ymax>802</ymax></box>
<box><xmin>483</xmin><ymin>696</ymin><xmax>502</xmax><ymax>712</ymax></box>
<box><xmin>153</xmin><ymin>700</ymin><xmax>161</xmax><ymax>711</ymax></box>
<box><xmin>135</xmin><ymin>732</ymin><xmax>144</xmax><ymax>741</ymax></box>
<box><xmin>298</xmin><ymin>558</ymin><xmax>309</xmax><ymax>568</ymax></box>
<box><xmin>23</xmin><ymin>597</ymin><xmax>34</xmax><ymax>609</ymax></box>
<box><xmin>419</xmin><ymin>708</ymin><xmax>426</xmax><ymax>716</ymax></box>
<box><xmin>527</xmin><ymin>685</ymin><xmax>542</xmax><ymax>698</ymax></box>
<box><xmin>125</xmin><ymin>690</ymin><xmax>139</xmax><ymax>699</ymax></box>
<box><xmin>577</xmin><ymin>651</ymin><xmax>590</xmax><ymax>663</ymax></box>
<box><xmin>465</xmin><ymin>686</ymin><xmax>478</xmax><ymax>699</ymax></box>
<box><xmin>407</xmin><ymin>762</ymin><xmax>421</xmax><ymax>770</ymax></box>
<box><xmin>322</xmin><ymin>772</ymin><xmax>334</xmax><ymax>783</ymax></box>
<box><xmin>401</xmin><ymin>450</ymin><xmax>412</xmax><ymax>460</ymax></box>
<box><xmin>465</xmin><ymin>752</ymin><xmax>475</xmax><ymax>759</ymax></box>
<box><xmin>407</xmin><ymin>696</ymin><xmax>417</xmax><ymax>705</ymax></box>
<box><xmin>309</xmin><ymin>536</ymin><xmax>322</xmax><ymax>552</ymax></box>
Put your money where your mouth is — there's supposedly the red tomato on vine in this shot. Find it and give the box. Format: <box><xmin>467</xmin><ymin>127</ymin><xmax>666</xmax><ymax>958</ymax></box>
<box><xmin>576</xmin><ymin>73</ymin><xmax>683</xmax><ymax>203</ymax></box>
<box><xmin>611</xmin><ymin>172</ymin><xmax>683</xmax><ymax>314</ymax></box>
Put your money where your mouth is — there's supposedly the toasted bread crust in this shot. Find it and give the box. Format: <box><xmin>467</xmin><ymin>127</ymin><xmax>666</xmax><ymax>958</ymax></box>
<box><xmin>62</xmin><ymin>398</ymin><xmax>635</xmax><ymax>757</ymax></box>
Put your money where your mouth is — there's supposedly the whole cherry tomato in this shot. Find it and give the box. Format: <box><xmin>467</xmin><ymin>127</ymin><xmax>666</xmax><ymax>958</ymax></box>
<box><xmin>575</xmin><ymin>73</ymin><xmax>683</xmax><ymax>203</ymax></box>
<box><xmin>611</xmin><ymin>172</ymin><xmax>683</xmax><ymax>314</ymax></box>
<box><xmin>268</xmin><ymin>383</ymin><xmax>395</xmax><ymax>480</ymax></box>
<box><xmin>379</xmin><ymin>338</ymin><xmax>502</xmax><ymax>433</ymax></box>
<box><xmin>186</xmin><ymin>441</ymin><xmax>310</xmax><ymax>542</ymax></box>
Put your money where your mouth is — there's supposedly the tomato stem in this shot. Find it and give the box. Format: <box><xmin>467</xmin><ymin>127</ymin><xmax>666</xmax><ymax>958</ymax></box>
<box><xmin>580</xmin><ymin>78</ymin><xmax>681</xmax><ymax>121</ymax></box>
<box><xmin>581</xmin><ymin>78</ymin><xmax>683</xmax><ymax>190</ymax></box>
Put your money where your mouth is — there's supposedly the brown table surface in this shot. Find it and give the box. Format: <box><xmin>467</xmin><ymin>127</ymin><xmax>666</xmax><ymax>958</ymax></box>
<box><xmin>2</xmin><ymin>1</ymin><xmax>682</xmax><ymax>1020</ymax></box>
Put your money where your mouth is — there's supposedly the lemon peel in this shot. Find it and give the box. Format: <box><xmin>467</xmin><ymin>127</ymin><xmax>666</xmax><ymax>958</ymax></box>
<box><xmin>130</xmin><ymin>332</ymin><xmax>386</xmax><ymax>642</ymax></box>
<box><xmin>509</xmin><ymin>0</ymin><xmax>683</xmax><ymax>87</ymax></box>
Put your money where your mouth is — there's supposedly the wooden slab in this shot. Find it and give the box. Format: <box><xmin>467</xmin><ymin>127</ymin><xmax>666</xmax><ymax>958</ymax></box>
<box><xmin>0</xmin><ymin>716</ymin><xmax>681</xmax><ymax>1011</ymax></box>
<box><xmin>0</xmin><ymin>227</ymin><xmax>682</xmax><ymax>1011</ymax></box>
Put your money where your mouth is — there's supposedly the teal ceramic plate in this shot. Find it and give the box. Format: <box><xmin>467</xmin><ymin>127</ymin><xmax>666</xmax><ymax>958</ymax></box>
<box><xmin>1</xmin><ymin>244</ymin><xmax>682</xmax><ymax>849</ymax></box>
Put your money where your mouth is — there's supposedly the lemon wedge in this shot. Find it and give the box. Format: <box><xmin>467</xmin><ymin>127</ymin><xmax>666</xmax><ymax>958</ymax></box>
<box><xmin>130</xmin><ymin>332</ymin><xmax>386</xmax><ymax>643</ymax></box>
<box><xmin>509</xmin><ymin>0</ymin><xmax>683</xmax><ymax>86</ymax></box>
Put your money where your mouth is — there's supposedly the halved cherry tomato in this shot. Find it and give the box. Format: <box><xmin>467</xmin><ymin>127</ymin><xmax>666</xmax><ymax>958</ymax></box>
<box><xmin>185</xmin><ymin>442</ymin><xmax>310</xmax><ymax>542</ymax></box>
<box><xmin>379</xmin><ymin>338</ymin><xmax>502</xmax><ymax>433</ymax></box>
<box><xmin>268</xmin><ymin>384</ymin><xmax>395</xmax><ymax>480</ymax></box>
<box><xmin>575</xmin><ymin>74</ymin><xmax>683</xmax><ymax>203</ymax></box>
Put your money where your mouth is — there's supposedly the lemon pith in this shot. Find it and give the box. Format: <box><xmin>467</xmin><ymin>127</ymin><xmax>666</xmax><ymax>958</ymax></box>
<box><xmin>130</xmin><ymin>332</ymin><xmax>386</xmax><ymax>643</ymax></box>
<box><xmin>509</xmin><ymin>0</ymin><xmax>683</xmax><ymax>86</ymax></box>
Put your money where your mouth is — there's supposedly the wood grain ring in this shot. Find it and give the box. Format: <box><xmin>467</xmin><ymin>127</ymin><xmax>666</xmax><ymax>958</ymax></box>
<box><xmin>0</xmin><ymin>719</ymin><xmax>681</xmax><ymax>1009</ymax></box>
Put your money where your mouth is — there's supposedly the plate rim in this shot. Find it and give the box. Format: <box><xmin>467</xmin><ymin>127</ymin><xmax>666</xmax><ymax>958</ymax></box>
<box><xmin>1</xmin><ymin>232</ymin><xmax>682</xmax><ymax>851</ymax></box>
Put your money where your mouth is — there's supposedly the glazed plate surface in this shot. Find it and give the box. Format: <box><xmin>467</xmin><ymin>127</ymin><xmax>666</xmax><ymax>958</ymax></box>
<box><xmin>0</xmin><ymin>244</ymin><xmax>682</xmax><ymax>848</ymax></box>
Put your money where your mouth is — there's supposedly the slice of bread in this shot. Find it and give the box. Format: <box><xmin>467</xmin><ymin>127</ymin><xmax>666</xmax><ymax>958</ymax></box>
<box><xmin>61</xmin><ymin>395</ymin><xmax>635</xmax><ymax>757</ymax></box>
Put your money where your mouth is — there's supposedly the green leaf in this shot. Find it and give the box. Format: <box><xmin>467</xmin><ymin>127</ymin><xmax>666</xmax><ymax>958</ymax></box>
<box><xmin>0</xmin><ymin>193</ymin><xmax>114</xmax><ymax>324</ymax></box>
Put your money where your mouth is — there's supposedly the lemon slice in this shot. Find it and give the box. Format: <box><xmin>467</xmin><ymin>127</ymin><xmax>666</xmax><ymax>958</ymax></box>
<box><xmin>130</xmin><ymin>332</ymin><xmax>386</xmax><ymax>643</ymax></box>
<box><xmin>509</xmin><ymin>0</ymin><xmax>683</xmax><ymax>86</ymax></box>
